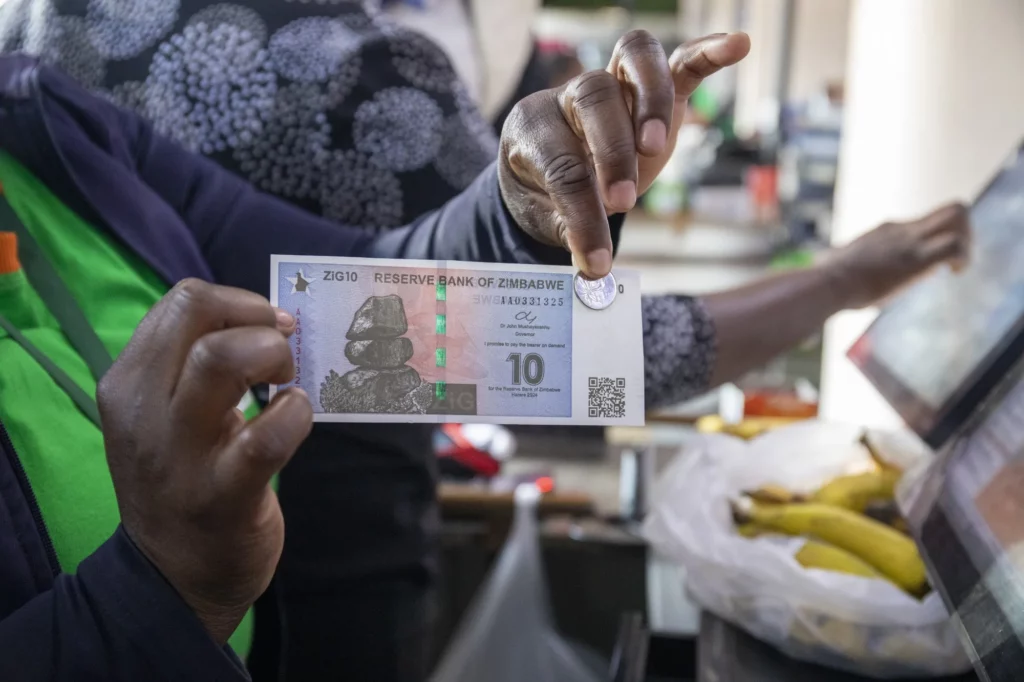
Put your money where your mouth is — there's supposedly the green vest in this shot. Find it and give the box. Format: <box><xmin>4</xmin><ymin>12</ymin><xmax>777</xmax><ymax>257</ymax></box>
<box><xmin>0</xmin><ymin>151</ymin><xmax>256</xmax><ymax>659</ymax></box>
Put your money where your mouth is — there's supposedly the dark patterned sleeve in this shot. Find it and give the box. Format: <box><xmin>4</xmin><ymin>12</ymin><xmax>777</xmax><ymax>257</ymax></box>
<box><xmin>642</xmin><ymin>294</ymin><xmax>718</xmax><ymax>409</ymax></box>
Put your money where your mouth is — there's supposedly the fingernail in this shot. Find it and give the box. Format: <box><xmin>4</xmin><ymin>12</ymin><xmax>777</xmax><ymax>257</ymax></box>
<box><xmin>275</xmin><ymin>308</ymin><xmax>295</xmax><ymax>329</ymax></box>
<box><xmin>291</xmin><ymin>387</ymin><xmax>309</xmax><ymax>400</ymax></box>
<box><xmin>608</xmin><ymin>181</ymin><xmax>637</xmax><ymax>212</ymax></box>
<box><xmin>583</xmin><ymin>248</ymin><xmax>612</xmax><ymax>278</ymax></box>
<box><xmin>640</xmin><ymin>120</ymin><xmax>667</xmax><ymax>154</ymax></box>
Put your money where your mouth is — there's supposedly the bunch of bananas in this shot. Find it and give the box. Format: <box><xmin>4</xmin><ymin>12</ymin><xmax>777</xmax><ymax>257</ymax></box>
<box><xmin>696</xmin><ymin>414</ymin><xmax>803</xmax><ymax>440</ymax></box>
<box><xmin>733</xmin><ymin>436</ymin><xmax>929</xmax><ymax>597</ymax></box>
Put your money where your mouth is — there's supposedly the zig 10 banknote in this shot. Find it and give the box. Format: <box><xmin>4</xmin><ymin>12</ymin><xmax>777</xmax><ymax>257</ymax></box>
<box><xmin>270</xmin><ymin>256</ymin><xmax>644</xmax><ymax>425</ymax></box>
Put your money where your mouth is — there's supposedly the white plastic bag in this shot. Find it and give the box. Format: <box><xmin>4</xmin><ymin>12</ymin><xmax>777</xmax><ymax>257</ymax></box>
<box><xmin>643</xmin><ymin>421</ymin><xmax>971</xmax><ymax>678</ymax></box>
<box><xmin>431</xmin><ymin>485</ymin><xmax>602</xmax><ymax>682</ymax></box>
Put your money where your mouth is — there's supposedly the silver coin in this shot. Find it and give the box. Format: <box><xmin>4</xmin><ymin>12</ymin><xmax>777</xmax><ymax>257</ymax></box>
<box><xmin>573</xmin><ymin>271</ymin><xmax>617</xmax><ymax>310</ymax></box>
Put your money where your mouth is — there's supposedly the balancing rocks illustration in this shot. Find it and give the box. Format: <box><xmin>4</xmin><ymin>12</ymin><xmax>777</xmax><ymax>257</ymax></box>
<box><xmin>319</xmin><ymin>294</ymin><xmax>435</xmax><ymax>414</ymax></box>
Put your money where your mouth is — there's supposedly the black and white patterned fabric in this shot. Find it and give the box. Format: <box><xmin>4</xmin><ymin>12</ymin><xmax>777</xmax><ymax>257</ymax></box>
<box><xmin>0</xmin><ymin>0</ymin><xmax>718</xmax><ymax>407</ymax></box>
<box><xmin>642</xmin><ymin>295</ymin><xmax>716</xmax><ymax>407</ymax></box>
<box><xmin>0</xmin><ymin>0</ymin><xmax>498</xmax><ymax>231</ymax></box>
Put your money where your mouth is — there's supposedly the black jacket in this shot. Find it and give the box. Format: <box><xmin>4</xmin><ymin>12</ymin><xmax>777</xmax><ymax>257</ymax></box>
<box><xmin>0</xmin><ymin>55</ymin><xmax>568</xmax><ymax>681</ymax></box>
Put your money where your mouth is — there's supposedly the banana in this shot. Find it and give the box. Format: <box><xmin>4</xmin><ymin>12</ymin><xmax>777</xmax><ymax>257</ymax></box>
<box><xmin>728</xmin><ymin>417</ymin><xmax>802</xmax><ymax>439</ymax></box>
<box><xmin>736</xmin><ymin>523</ymin><xmax>765</xmax><ymax>538</ymax></box>
<box><xmin>860</xmin><ymin>432</ymin><xmax>904</xmax><ymax>474</ymax></box>
<box><xmin>696</xmin><ymin>415</ymin><xmax>728</xmax><ymax>434</ymax></box>
<box><xmin>864</xmin><ymin>499</ymin><xmax>902</xmax><ymax>526</ymax></box>
<box><xmin>737</xmin><ymin>521</ymin><xmax>894</xmax><ymax>582</ymax></box>
<box><xmin>696</xmin><ymin>415</ymin><xmax>801</xmax><ymax>440</ymax></box>
<box><xmin>795</xmin><ymin>539</ymin><xmax>887</xmax><ymax>580</ymax></box>
<box><xmin>737</xmin><ymin>502</ymin><xmax>928</xmax><ymax>594</ymax></box>
<box><xmin>744</xmin><ymin>484</ymin><xmax>804</xmax><ymax>505</ymax></box>
<box><xmin>891</xmin><ymin>517</ymin><xmax>912</xmax><ymax>537</ymax></box>
<box><xmin>811</xmin><ymin>469</ymin><xmax>902</xmax><ymax>513</ymax></box>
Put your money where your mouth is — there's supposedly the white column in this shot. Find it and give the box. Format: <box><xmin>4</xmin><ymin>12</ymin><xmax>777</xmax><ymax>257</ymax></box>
<box><xmin>733</xmin><ymin>0</ymin><xmax>788</xmax><ymax>139</ymax></box>
<box><xmin>677</xmin><ymin>0</ymin><xmax>742</xmax><ymax>37</ymax></box>
<box><xmin>705</xmin><ymin>0</ymin><xmax>739</xmax><ymax>33</ymax></box>
<box><xmin>787</xmin><ymin>0</ymin><xmax>851</xmax><ymax>103</ymax></box>
<box><xmin>679</xmin><ymin>0</ymin><xmax>741</xmax><ymax>104</ymax></box>
<box><xmin>820</xmin><ymin>0</ymin><xmax>1024</xmax><ymax>428</ymax></box>
<box><xmin>678</xmin><ymin>0</ymin><xmax>706</xmax><ymax>38</ymax></box>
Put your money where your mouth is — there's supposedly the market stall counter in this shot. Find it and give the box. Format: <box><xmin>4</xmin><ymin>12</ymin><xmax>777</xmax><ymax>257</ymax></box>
<box><xmin>695</xmin><ymin>613</ymin><xmax>978</xmax><ymax>682</ymax></box>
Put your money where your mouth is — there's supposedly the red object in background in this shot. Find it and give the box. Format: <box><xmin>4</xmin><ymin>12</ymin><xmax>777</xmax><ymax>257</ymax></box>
<box><xmin>744</xmin><ymin>391</ymin><xmax>818</xmax><ymax>419</ymax></box>
<box><xmin>436</xmin><ymin>424</ymin><xmax>501</xmax><ymax>478</ymax></box>
<box><xmin>536</xmin><ymin>39</ymin><xmax>576</xmax><ymax>56</ymax></box>
<box><xmin>746</xmin><ymin>165</ymin><xmax>779</xmax><ymax>213</ymax></box>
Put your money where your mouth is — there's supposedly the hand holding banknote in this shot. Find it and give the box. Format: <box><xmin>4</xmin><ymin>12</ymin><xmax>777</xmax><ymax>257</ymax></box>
<box><xmin>98</xmin><ymin>280</ymin><xmax>311</xmax><ymax>644</ymax></box>
<box><xmin>498</xmin><ymin>31</ymin><xmax>751</xmax><ymax>279</ymax></box>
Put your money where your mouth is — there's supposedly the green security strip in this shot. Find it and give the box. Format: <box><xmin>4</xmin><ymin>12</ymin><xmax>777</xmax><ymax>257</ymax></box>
<box><xmin>436</xmin><ymin>313</ymin><xmax>446</xmax><ymax>335</ymax></box>
<box><xmin>436</xmin><ymin>281</ymin><xmax>446</xmax><ymax>301</ymax></box>
<box><xmin>435</xmin><ymin>382</ymin><xmax>447</xmax><ymax>400</ymax></box>
<box><xmin>435</xmin><ymin>347</ymin><xmax>446</xmax><ymax>367</ymax></box>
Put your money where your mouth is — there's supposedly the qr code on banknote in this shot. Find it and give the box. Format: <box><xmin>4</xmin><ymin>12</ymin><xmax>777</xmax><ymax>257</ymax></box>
<box><xmin>588</xmin><ymin>377</ymin><xmax>626</xmax><ymax>419</ymax></box>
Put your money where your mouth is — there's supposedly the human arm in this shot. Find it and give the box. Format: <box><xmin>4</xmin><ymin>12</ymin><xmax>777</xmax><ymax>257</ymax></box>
<box><xmin>0</xmin><ymin>30</ymin><xmax>747</xmax><ymax>289</ymax></box>
<box><xmin>0</xmin><ymin>280</ymin><xmax>311</xmax><ymax>680</ymax></box>
<box><xmin>0</xmin><ymin>528</ymin><xmax>251</xmax><ymax>681</ymax></box>
<box><xmin>642</xmin><ymin>267</ymin><xmax>859</xmax><ymax>409</ymax></box>
<box><xmin>131</xmin><ymin>139</ymin><xmax>578</xmax><ymax>296</ymax></box>
<box><xmin>0</xmin><ymin>280</ymin><xmax>309</xmax><ymax>680</ymax></box>
<box><xmin>643</xmin><ymin>204</ymin><xmax>971</xmax><ymax>408</ymax></box>
<box><xmin>118</xmin><ymin>31</ymin><xmax>749</xmax><ymax>286</ymax></box>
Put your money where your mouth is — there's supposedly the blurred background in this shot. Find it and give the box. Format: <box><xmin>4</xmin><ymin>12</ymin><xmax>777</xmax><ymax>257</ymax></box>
<box><xmin>430</xmin><ymin>2</ymin><xmax>1023</xmax><ymax>680</ymax></box>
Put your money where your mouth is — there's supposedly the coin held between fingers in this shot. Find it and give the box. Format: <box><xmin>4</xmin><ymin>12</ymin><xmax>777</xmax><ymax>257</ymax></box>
<box><xmin>582</xmin><ymin>248</ymin><xmax>613</xmax><ymax>280</ymax></box>
<box><xmin>574</xmin><ymin>271</ymin><xmax>618</xmax><ymax>310</ymax></box>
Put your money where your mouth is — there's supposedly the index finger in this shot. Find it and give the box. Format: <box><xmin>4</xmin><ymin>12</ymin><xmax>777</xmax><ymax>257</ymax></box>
<box><xmin>500</xmin><ymin>89</ymin><xmax>614</xmax><ymax>279</ymax></box>
<box><xmin>920</xmin><ymin>204</ymin><xmax>972</xmax><ymax>271</ymax></box>
<box><xmin>913</xmin><ymin>202</ymin><xmax>970</xmax><ymax>237</ymax></box>
<box><xmin>607</xmin><ymin>29</ymin><xmax>673</xmax><ymax>157</ymax></box>
<box><xmin>542</xmin><ymin>136</ymin><xmax>614</xmax><ymax>279</ymax></box>
<box><xmin>123</xmin><ymin>279</ymin><xmax>280</xmax><ymax>392</ymax></box>
<box><xmin>172</xmin><ymin>325</ymin><xmax>295</xmax><ymax>439</ymax></box>
<box><xmin>670</xmin><ymin>32</ymin><xmax>751</xmax><ymax>103</ymax></box>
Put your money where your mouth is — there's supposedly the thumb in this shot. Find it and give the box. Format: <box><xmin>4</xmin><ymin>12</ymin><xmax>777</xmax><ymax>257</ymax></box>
<box><xmin>213</xmin><ymin>388</ymin><xmax>313</xmax><ymax>506</ymax></box>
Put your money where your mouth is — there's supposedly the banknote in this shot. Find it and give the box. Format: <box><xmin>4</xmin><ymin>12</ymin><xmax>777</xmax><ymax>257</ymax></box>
<box><xmin>270</xmin><ymin>256</ymin><xmax>644</xmax><ymax>425</ymax></box>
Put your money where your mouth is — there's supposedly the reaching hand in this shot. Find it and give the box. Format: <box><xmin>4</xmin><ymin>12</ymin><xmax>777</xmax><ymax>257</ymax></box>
<box><xmin>498</xmin><ymin>31</ymin><xmax>751</xmax><ymax>279</ymax></box>
<box><xmin>829</xmin><ymin>203</ymin><xmax>972</xmax><ymax>309</ymax></box>
<box><xmin>97</xmin><ymin>279</ymin><xmax>312</xmax><ymax>644</ymax></box>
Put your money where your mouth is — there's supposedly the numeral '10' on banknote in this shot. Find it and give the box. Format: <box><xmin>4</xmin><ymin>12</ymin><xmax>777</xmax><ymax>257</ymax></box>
<box><xmin>270</xmin><ymin>256</ymin><xmax>644</xmax><ymax>425</ymax></box>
